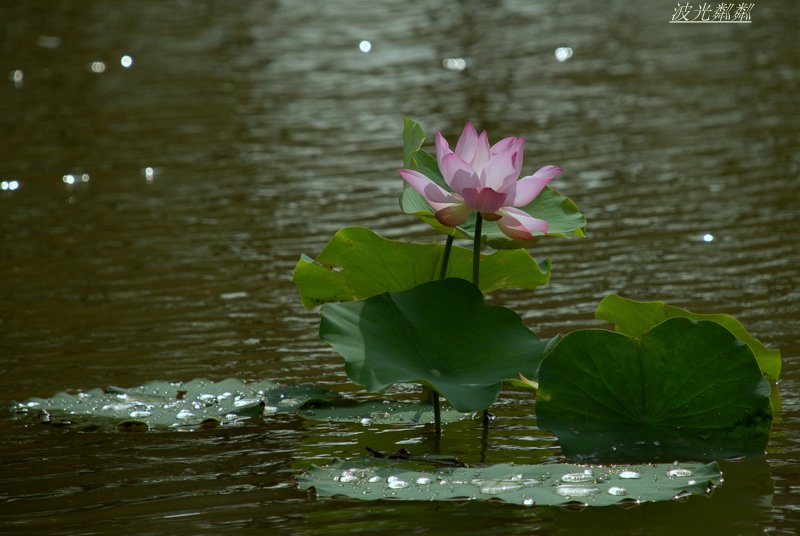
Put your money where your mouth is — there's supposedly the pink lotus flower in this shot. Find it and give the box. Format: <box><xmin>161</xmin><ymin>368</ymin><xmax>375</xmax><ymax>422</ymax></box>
<box><xmin>398</xmin><ymin>122</ymin><xmax>562</xmax><ymax>241</ymax></box>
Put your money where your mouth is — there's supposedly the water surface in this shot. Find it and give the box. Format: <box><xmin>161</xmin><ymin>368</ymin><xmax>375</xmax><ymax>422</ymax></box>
<box><xmin>1</xmin><ymin>1</ymin><xmax>798</xmax><ymax>534</ymax></box>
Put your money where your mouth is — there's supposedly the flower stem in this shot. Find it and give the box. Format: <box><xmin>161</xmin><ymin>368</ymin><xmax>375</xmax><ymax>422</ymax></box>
<box><xmin>473</xmin><ymin>215</ymin><xmax>489</xmax><ymax>427</ymax></box>
<box><xmin>433</xmin><ymin>391</ymin><xmax>442</xmax><ymax>447</ymax></box>
<box><xmin>439</xmin><ymin>235</ymin><xmax>454</xmax><ymax>280</ymax></box>
<box><xmin>472</xmin><ymin>213</ymin><xmax>483</xmax><ymax>287</ymax></box>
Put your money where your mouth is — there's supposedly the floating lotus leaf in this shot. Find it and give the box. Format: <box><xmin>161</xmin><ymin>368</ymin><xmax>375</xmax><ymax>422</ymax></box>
<box><xmin>536</xmin><ymin>318</ymin><xmax>772</xmax><ymax>462</ymax></box>
<box><xmin>11</xmin><ymin>378</ymin><xmax>338</xmax><ymax>431</ymax></box>
<box><xmin>596</xmin><ymin>293</ymin><xmax>781</xmax><ymax>381</ymax></box>
<box><xmin>299</xmin><ymin>400</ymin><xmax>471</xmax><ymax>425</ymax></box>
<box><xmin>293</xmin><ymin>226</ymin><xmax>550</xmax><ymax>308</ymax></box>
<box><xmin>298</xmin><ymin>457</ymin><xmax>721</xmax><ymax>506</ymax></box>
<box><xmin>399</xmin><ymin>118</ymin><xmax>586</xmax><ymax>249</ymax></box>
<box><xmin>320</xmin><ymin>278</ymin><xmax>550</xmax><ymax>412</ymax></box>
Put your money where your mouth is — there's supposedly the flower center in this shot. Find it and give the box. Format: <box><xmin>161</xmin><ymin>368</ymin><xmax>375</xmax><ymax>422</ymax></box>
<box><xmin>462</xmin><ymin>187</ymin><xmax>507</xmax><ymax>213</ymax></box>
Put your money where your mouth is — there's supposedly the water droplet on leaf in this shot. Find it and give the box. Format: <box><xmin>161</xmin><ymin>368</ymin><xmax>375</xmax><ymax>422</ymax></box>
<box><xmin>387</xmin><ymin>479</ymin><xmax>408</xmax><ymax>490</ymax></box>
<box><xmin>667</xmin><ymin>468</ymin><xmax>693</xmax><ymax>478</ymax></box>
<box><xmin>175</xmin><ymin>409</ymin><xmax>194</xmax><ymax>419</ymax></box>
<box><xmin>673</xmin><ymin>490</ymin><xmax>693</xmax><ymax>501</ymax></box>
<box><xmin>561</xmin><ymin>472</ymin><xmax>593</xmax><ymax>483</ymax></box>
<box><xmin>554</xmin><ymin>485</ymin><xmax>601</xmax><ymax>498</ymax></box>
<box><xmin>473</xmin><ymin>480</ymin><xmax>525</xmax><ymax>494</ymax></box>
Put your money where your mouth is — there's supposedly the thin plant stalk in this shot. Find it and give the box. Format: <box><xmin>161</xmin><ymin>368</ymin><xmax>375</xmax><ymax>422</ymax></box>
<box><xmin>433</xmin><ymin>391</ymin><xmax>442</xmax><ymax>450</ymax></box>
<box><xmin>472</xmin><ymin>214</ymin><xmax>483</xmax><ymax>287</ymax></box>
<box><xmin>424</xmin><ymin>234</ymin><xmax>455</xmax><ymax>440</ymax></box>
<box><xmin>480</xmin><ymin>410</ymin><xmax>490</xmax><ymax>464</ymax></box>
<box><xmin>439</xmin><ymin>235</ymin><xmax>454</xmax><ymax>279</ymax></box>
<box><xmin>472</xmin><ymin>214</ymin><xmax>491</xmax><ymax>422</ymax></box>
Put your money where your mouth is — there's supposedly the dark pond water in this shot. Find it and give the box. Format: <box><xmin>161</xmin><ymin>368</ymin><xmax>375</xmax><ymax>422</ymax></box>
<box><xmin>1</xmin><ymin>1</ymin><xmax>798</xmax><ymax>534</ymax></box>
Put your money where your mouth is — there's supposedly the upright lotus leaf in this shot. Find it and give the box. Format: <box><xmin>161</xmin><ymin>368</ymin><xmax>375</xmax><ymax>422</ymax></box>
<box><xmin>11</xmin><ymin>378</ymin><xmax>338</xmax><ymax>431</ymax></box>
<box><xmin>402</xmin><ymin>117</ymin><xmax>425</xmax><ymax>168</ymax></box>
<box><xmin>459</xmin><ymin>188</ymin><xmax>587</xmax><ymax>250</ymax></box>
<box><xmin>400</xmin><ymin>119</ymin><xmax>470</xmax><ymax>239</ymax></box>
<box><xmin>319</xmin><ymin>278</ymin><xmax>549</xmax><ymax>412</ymax></box>
<box><xmin>399</xmin><ymin>118</ymin><xmax>586</xmax><ymax>249</ymax></box>
<box><xmin>596</xmin><ymin>293</ymin><xmax>781</xmax><ymax>381</ymax></box>
<box><xmin>536</xmin><ymin>318</ymin><xmax>772</xmax><ymax>462</ymax></box>
<box><xmin>293</xmin><ymin>226</ymin><xmax>550</xmax><ymax>307</ymax></box>
<box><xmin>298</xmin><ymin>457</ymin><xmax>722</xmax><ymax>506</ymax></box>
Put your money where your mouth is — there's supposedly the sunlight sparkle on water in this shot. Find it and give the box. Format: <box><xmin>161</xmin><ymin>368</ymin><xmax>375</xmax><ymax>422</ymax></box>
<box><xmin>10</xmin><ymin>69</ymin><xmax>23</xmax><ymax>88</ymax></box>
<box><xmin>62</xmin><ymin>174</ymin><xmax>90</xmax><ymax>185</ymax></box>
<box><xmin>442</xmin><ymin>58</ymin><xmax>467</xmax><ymax>71</ymax></box>
<box><xmin>144</xmin><ymin>166</ymin><xmax>155</xmax><ymax>182</ymax></box>
<box><xmin>1</xmin><ymin>180</ymin><xmax>20</xmax><ymax>191</ymax></box>
<box><xmin>703</xmin><ymin>233</ymin><xmax>714</xmax><ymax>242</ymax></box>
<box><xmin>359</xmin><ymin>40</ymin><xmax>372</xmax><ymax>53</ymax></box>
<box><xmin>90</xmin><ymin>61</ymin><xmax>106</xmax><ymax>73</ymax></box>
<box><xmin>120</xmin><ymin>55</ymin><xmax>134</xmax><ymax>68</ymax></box>
<box><xmin>555</xmin><ymin>47</ymin><xmax>573</xmax><ymax>62</ymax></box>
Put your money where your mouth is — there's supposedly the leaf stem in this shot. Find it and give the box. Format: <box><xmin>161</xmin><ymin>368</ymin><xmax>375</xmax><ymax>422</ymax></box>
<box><xmin>480</xmin><ymin>410</ymin><xmax>490</xmax><ymax>464</ymax></box>
<box><xmin>439</xmin><ymin>235</ymin><xmax>454</xmax><ymax>280</ymax></box>
<box><xmin>421</xmin><ymin>235</ymin><xmax>456</xmax><ymax>408</ymax></box>
<box><xmin>472</xmin><ymin>213</ymin><xmax>483</xmax><ymax>287</ymax></box>
<box><xmin>433</xmin><ymin>391</ymin><xmax>442</xmax><ymax>449</ymax></box>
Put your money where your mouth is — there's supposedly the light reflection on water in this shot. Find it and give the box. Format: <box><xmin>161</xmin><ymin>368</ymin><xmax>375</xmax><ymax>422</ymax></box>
<box><xmin>0</xmin><ymin>0</ymin><xmax>798</xmax><ymax>534</ymax></box>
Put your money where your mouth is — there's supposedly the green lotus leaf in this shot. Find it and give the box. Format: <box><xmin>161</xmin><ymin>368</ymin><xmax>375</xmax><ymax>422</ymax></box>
<box><xmin>298</xmin><ymin>457</ymin><xmax>721</xmax><ymax>506</ymax></box>
<box><xmin>299</xmin><ymin>399</ymin><xmax>471</xmax><ymax>425</ymax></box>
<box><xmin>596</xmin><ymin>293</ymin><xmax>781</xmax><ymax>381</ymax></box>
<box><xmin>11</xmin><ymin>378</ymin><xmax>338</xmax><ymax>431</ymax></box>
<box><xmin>399</xmin><ymin>119</ymin><xmax>587</xmax><ymax>249</ymax></box>
<box><xmin>319</xmin><ymin>278</ymin><xmax>550</xmax><ymax>412</ymax></box>
<box><xmin>402</xmin><ymin>117</ymin><xmax>425</xmax><ymax>168</ymax></box>
<box><xmin>293</xmin><ymin>226</ymin><xmax>550</xmax><ymax>308</ymax></box>
<box><xmin>536</xmin><ymin>318</ymin><xmax>773</xmax><ymax>462</ymax></box>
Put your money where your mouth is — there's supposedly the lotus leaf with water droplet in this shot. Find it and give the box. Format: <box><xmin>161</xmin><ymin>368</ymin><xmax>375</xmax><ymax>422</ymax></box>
<box><xmin>298</xmin><ymin>458</ymin><xmax>721</xmax><ymax>506</ymax></box>
<box><xmin>10</xmin><ymin>378</ymin><xmax>338</xmax><ymax>431</ymax></box>
<box><xmin>298</xmin><ymin>399</ymin><xmax>471</xmax><ymax>425</ymax></box>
